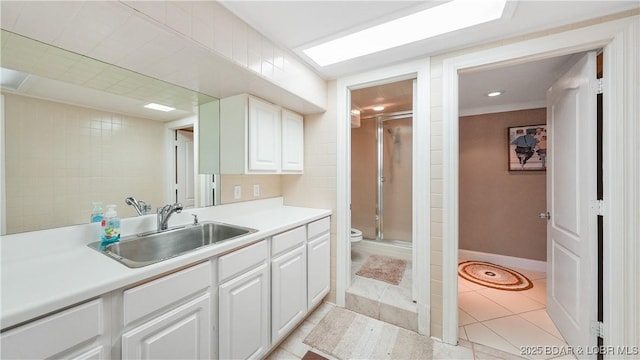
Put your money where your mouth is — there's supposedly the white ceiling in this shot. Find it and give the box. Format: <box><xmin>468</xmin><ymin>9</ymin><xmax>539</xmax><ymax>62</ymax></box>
<box><xmin>220</xmin><ymin>1</ymin><xmax>638</xmax><ymax>80</ymax></box>
<box><xmin>2</xmin><ymin>1</ymin><xmax>637</xmax><ymax>118</ymax></box>
<box><xmin>221</xmin><ymin>0</ymin><xmax>636</xmax><ymax>115</ymax></box>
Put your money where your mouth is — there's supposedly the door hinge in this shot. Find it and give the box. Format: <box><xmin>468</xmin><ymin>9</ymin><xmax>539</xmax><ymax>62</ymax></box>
<box><xmin>595</xmin><ymin>78</ymin><xmax>604</xmax><ymax>94</ymax></box>
<box><xmin>593</xmin><ymin>199</ymin><xmax>605</xmax><ymax>216</ymax></box>
<box><xmin>591</xmin><ymin>320</ymin><xmax>604</xmax><ymax>338</ymax></box>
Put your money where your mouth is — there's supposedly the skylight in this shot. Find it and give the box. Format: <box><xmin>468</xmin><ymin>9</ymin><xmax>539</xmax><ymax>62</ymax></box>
<box><xmin>303</xmin><ymin>0</ymin><xmax>508</xmax><ymax>67</ymax></box>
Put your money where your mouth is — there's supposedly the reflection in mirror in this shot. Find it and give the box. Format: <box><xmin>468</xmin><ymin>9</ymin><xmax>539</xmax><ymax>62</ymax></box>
<box><xmin>0</xmin><ymin>30</ymin><xmax>219</xmax><ymax>235</ymax></box>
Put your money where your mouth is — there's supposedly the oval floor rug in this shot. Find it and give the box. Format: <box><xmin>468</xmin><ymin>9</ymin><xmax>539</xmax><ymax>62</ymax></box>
<box><xmin>458</xmin><ymin>261</ymin><xmax>533</xmax><ymax>291</ymax></box>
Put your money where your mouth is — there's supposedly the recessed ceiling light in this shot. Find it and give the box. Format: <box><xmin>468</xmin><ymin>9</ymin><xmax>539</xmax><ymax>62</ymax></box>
<box><xmin>302</xmin><ymin>0</ymin><xmax>508</xmax><ymax>66</ymax></box>
<box><xmin>373</xmin><ymin>106</ymin><xmax>385</xmax><ymax>112</ymax></box>
<box><xmin>487</xmin><ymin>91</ymin><xmax>505</xmax><ymax>97</ymax></box>
<box><xmin>144</xmin><ymin>103</ymin><xmax>176</xmax><ymax>112</ymax></box>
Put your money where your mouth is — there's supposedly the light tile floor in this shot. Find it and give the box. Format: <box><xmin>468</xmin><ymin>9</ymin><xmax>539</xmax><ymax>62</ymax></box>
<box><xmin>267</xmin><ymin>302</ymin><xmax>522</xmax><ymax>360</ymax></box>
<box><xmin>458</xmin><ymin>264</ymin><xmax>574</xmax><ymax>360</ymax></box>
<box><xmin>269</xmin><ymin>252</ymin><xmax>574</xmax><ymax>359</ymax></box>
<box><xmin>345</xmin><ymin>249</ymin><xmax>418</xmax><ymax>331</ymax></box>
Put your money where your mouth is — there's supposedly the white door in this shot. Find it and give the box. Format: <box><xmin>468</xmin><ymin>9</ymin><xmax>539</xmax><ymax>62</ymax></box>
<box><xmin>176</xmin><ymin>130</ymin><xmax>195</xmax><ymax>208</ymax></box>
<box><xmin>546</xmin><ymin>52</ymin><xmax>597</xmax><ymax>357</ymax></box>
<box><xmin>219</xmin><ymin>264</ymin><xmax>269</xmax><ymax>360</ymax></box>
<box><xmin>248</xmin><ymin>97</ymin><xmax>280</xmax><ymax>171</ymax></box>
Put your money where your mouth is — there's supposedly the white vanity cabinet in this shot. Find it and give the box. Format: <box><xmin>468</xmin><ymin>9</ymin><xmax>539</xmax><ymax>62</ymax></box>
<box><xmin>271</xmin><ymin>226</ymin><xmax>308</xmax><ymax>344</ymax></box>
<box><xmin>220</xmin><ymin>94</ymin><xmax>304</xmax><ymax>174</ymax></box>
<box><xmin>218</xmin><ymin>240</ymin><xmax>270</xmax><ymax>360</ymax></box>
<box><xmin>307</xmin><ymin>217</ymin><xmax>331</xmax><ymax>309</ymax></box>
<box><xmin>0</xmin><ymin>299</ymin><xmax>108</xmax><ymax>360</ymax></box>
<box><xmin>121</xmin><ymin>262</ymin><xmax>211</xmax><ymax>360</ymax></box>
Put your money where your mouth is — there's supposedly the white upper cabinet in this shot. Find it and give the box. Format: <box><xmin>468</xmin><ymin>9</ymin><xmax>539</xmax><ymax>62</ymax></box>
<box><xmin>248</xmin><ymin>97</ymin><xmax>281</xmax><ymax>171</ymax></box>
<box><xmin>220</xmin><ymin>94</ymin><xmax>303</xmax><ymax>174</ymax></box>
<box><xmin>281</xmin><ymin>109</ymin><xmax>304</xmax><ymax>172</ymax></box>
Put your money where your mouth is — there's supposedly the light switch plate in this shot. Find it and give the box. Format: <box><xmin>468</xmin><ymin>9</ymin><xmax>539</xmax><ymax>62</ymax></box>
<box><xmin>234</xmin><ymin>185</ymin><xmax>241</xmax><ymax>199</ymax></box>
<box><xmin>253</xmin><ymin>184</ymin><xmax>260</xmax><ymax>197</ymax></box>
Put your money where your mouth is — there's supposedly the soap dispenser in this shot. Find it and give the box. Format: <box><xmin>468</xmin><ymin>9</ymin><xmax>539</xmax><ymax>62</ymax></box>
<box><xmin>101</xmin><ymin>205</ymin><xmax>121</xmax><ymax>248</ymax></box>
<box><xmin>90</xmin><ymin>202</ymin><xmax>104</xmax><ymax>223</ymax></box>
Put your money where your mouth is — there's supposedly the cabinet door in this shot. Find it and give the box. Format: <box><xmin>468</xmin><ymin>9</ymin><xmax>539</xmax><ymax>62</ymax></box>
<box><xmin>308</xmin><ymin>233</ymin><xmax>330</xmax><ymax>309</ymax></box>
<box><xmin>248</xmin><ymin>97</ymin><xmax>280</xmax><ymax>171</ymax></box>
<box><xmin>271</xmin><ymin>244</ymin><xmax>307</xmax><ymax>344</ymax></box>
<box><xmin>122</xmin><ymin>294</ymin><xmax>210</xmax><ymax>360</ymax></box>
<box><xmin>219</xmin><ymin>264</ymin><xmax>269</xmax><ymax>360</ymax></box>
<box><xmin>281</xmin><ymin>109</ymin><xmax>304</xmax><ymax>172</ymax></box>
<box><xmin>1</xmin><ymin>299</ymin><xmax>104</xmax><ymax>359</ymax></box>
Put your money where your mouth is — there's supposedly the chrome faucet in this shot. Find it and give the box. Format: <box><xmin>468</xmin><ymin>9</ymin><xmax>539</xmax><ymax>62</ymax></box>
<box><xmin>157</xmin><ymin>203</ymin><xmax>183</xmax><ymax>231</ymax></box>
<box><xmin>125</xmin><ymin>197</ymin><xmax>149</xmax><ymax>216</ymax></box>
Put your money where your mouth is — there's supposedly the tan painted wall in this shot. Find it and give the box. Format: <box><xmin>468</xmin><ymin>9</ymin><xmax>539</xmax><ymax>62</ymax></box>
<box><xmin>459</xmin><ymin>109</ymin><xmax>547</xmax><ymax>261</ymax></box>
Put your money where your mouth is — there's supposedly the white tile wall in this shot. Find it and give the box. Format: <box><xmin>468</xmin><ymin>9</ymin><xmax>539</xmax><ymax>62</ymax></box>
<box><xmin>1</xmin><ymin>1</ymin><xmax>327</xmax><ymax>113</ymax></box>
<box><xmin>281</xmin><ymin>81</ymin><xmax>338</xmax><ymax>302</ymax></box>
<box><xmin>3</xmin><ymin>93</ymin><xmax>166</xmax><ymax>234</ymax></box>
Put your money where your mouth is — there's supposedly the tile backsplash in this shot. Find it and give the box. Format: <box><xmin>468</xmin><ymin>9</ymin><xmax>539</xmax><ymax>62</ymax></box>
<box><xmin>220</xmin><ymin>175</ymin><xmax>282</xmax><ymax>204</ymax></box>
<box><xmin>3</xmin><ymin>93</ymin><xmax>166</xmax><ymax>233</ymax></box>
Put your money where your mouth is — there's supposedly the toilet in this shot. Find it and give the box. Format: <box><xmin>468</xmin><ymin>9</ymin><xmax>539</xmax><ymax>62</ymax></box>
<box><xmin>350</xmin><ymin>228</ymin><xmax>363</xmax><ymax>243</ymax></box>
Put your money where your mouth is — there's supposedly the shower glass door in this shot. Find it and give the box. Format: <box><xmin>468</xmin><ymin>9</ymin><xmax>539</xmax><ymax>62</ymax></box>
<box><xmin>351</xmin><ymin>114</ymin><xmax>413</xmax><ymax>243</ymax></box>
<box><xmin>380</xmin><ymin>117</ymin><xmax>413</xmax><ymax>242</ymax></box>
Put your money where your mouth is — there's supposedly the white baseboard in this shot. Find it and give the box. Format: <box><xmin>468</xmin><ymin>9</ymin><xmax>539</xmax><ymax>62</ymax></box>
<box><xmin>352</xmin><ymin>239</ymin><xmax>412</xmax><ymax>261</ymax></box>
<box><xmin>458</xmin><ymin>249</ymin><xmax>546</xmax><ymax>272</ymax></box>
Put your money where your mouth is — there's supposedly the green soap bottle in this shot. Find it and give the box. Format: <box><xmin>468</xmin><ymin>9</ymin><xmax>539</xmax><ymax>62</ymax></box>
<box><xmin>101</xmin><ymin>205</ymin><xmax>121</xmax><ymax>248</ymax></box>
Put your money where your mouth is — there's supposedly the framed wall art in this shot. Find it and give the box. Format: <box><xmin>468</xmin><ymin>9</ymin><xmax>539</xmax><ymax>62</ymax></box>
<box><xmin>508</xmin><ymin>125</ymin><xmax>547</xmax><ymax>171</ymax></box>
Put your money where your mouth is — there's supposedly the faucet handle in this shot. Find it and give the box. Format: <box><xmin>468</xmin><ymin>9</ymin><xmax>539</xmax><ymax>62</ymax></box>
<box><xmin>191</xmin><ymin>214</ymin><xmax>199</xmax><ymax>225</ymax></box>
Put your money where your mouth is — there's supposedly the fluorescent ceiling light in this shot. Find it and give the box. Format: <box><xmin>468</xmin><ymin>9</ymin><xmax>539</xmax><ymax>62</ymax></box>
<box><xmin>373</xmin><ymin>106</ymin><xmax>385</xmax><ymax>111</ymax></box>
<box><xmin>487</xmin><ymin>90</ymin><xmax>505</xmax><ymax>97</ymax></box>
<box><xmin>144</xmin><ymin>103</ymin><xmax>175</xmax><ymax>112</ymax></box>
<box><xmin>303</xmin><ymin>0</ymin><xmax>508</xmax><ymax>67</ymax></box>
<box><xmin>1</xmin><ymin>67</ymin><xmax>30</xmax><ymax>90</ymax></box>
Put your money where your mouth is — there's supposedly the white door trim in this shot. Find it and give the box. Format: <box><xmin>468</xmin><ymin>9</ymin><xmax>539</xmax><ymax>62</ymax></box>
<box><xmin>441</xmin><ymin>16</ymin><xmax>640</xmax><ymax>351</ymax></box>
<box><xmin>336</xmin><ymin>58</ymin><xmax>431</xmax><ymax>335</ymax></box>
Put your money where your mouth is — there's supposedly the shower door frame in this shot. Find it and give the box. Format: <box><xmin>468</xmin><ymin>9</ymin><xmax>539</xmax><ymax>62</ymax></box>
<box><xmin>362</xmin><ymin>111</ymin><xmax>414</xmax><ymax>242</ymax></box>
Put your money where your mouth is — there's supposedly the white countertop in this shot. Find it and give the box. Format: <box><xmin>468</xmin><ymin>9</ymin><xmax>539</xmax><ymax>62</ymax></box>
<box><xmin>1</xmin><ymin>198</ymin><xmax>331</xmax><ymax>329</ymax></box>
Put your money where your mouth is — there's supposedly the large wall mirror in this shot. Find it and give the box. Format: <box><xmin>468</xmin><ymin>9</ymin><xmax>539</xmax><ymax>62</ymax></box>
<box><xmin>1</xmin><ymin>30</ymin><xmax>220</xmax><ymax>235</ymax></box>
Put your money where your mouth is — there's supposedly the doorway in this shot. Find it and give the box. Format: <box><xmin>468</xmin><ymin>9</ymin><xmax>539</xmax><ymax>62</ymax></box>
<box><xmin>175</xmin><ymin>129</ymin><xmax>195</xmax><ymax>208</ymax></box>
<box><xmin>455</xmin><ymin>53</ymin><xmax>595</xmax><ymax>354</ymax></box>
<box><xmin>335</xmin><ymin>58</ymin><xmax>430</xmax><ymax>335</ymax></box>
<box><xmin>441</xmin><ymin>17</ymin><xmax>638</xmax><ymax>353</ymax></box>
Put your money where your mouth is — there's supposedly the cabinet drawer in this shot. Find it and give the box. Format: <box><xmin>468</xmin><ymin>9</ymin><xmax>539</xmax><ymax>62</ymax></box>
<box><xmin>124</xmin><ymin>261</ymin><xmax>210</xmax><ymax>326</ymax></box>
<box><xmin>272</xmin><ymin>226</ymin><xmax>306</xmax><ymax>257</ymax></box>
<box><xmin>218</xmin><ymin>240</ymin><xmax>267</xmax><ymax>283</ymax></box>
<box><xmin>308</xmin><ymin>217</ymin><xmax>330</xmax><ymax>240</ymax></box>
<box><xmin>1</xmin><ymin>299</ymin><xmax>103</xmax><ymax>359</ymax></box>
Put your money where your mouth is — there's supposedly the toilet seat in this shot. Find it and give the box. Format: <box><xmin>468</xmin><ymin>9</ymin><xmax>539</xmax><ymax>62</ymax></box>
<box><xmin>350</xmin><ymin>228</ymin><xmax>362</xmax><ymax>242</ymax></box>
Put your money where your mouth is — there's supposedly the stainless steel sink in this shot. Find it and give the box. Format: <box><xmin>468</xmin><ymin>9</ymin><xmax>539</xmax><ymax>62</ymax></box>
<box><xmin>88</xmin><ymin>221</ymin><xmax>257</xmax><ymax>268</ymax></box>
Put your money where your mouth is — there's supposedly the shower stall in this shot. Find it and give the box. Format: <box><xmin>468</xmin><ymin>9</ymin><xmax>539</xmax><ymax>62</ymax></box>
<box><xmin>351</xmin><ymin>111</ymin><xmax>413</xmax><ymax>244</ymax></box>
